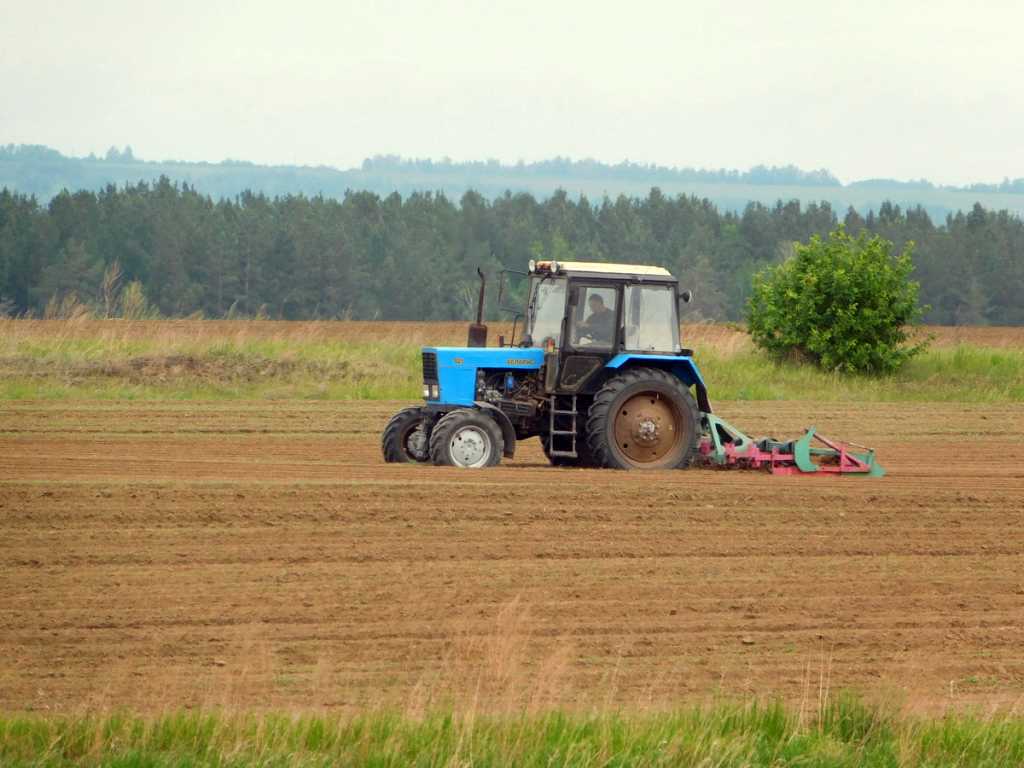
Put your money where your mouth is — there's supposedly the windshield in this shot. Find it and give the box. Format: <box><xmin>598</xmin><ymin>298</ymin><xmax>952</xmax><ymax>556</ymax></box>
<box><xmin>526</xmin><ymin>276</ymin><xmax>567</xmax><ymax>347</ymax></box>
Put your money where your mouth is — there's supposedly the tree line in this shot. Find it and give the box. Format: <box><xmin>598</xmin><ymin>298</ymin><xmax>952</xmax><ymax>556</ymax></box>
<box><xmin>361</xmin><ymin>155</ymin><xmax>842</xmax><ymax>186</ymax></box>
<box><xmin>6</xmin><ymin>145</ymin><xmax>1024</xmax><ymax>223</ymax></box>
<box><xmin>1</xmin><ymin>178</ymin><xmax>1022</xmax><ymax>325</ymax></box>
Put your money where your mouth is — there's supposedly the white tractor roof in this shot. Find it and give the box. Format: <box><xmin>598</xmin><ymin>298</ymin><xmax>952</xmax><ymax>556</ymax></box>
<box><xmin>532</xmin><ymin>260</ymin><xmax>674</xmax><ymax>278</ymax></box>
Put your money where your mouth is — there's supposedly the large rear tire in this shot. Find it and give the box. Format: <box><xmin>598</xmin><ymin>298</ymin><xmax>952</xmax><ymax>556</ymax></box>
<box><xmin>429</xmin><ymin>409</ymin><xmax>504</xmax><ymax>468</ymax></box>
<box><xmin>586</xmin><ymin>368</ymin><xmax>700</xmax><ymax>470</ymax></box>
<box><xmin>381</xmin><ymin>407</ymin><xmax>432</xmax><ymax>463</ymax></box>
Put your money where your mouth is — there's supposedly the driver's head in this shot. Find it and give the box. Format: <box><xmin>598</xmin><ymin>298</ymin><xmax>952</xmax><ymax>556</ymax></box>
<box><xmin>588</xmin><ymin>294</ymin><xmax>605</xmax><ymax>313</ymax></box>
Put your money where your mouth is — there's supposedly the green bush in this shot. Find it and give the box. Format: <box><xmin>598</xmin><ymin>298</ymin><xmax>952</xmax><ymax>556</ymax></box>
<box><xmin>747</xmin><ymin>227</ymin><xmax>926</xmax><ymax>374</ymax></box>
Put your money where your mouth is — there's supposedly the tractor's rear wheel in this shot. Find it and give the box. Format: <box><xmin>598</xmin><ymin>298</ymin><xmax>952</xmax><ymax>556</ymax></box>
<box><xmin>381</xmin><ymin>406</ymin><xmax>432</xmax><ymax>463</ymax></box>
<box><xmin>586</xmin><ymin>367</ymin><xmax>700</xmax><ymax>470</ymax></box>
<box><xmin>429</xmin><ymin>409</ymin><xmax>504</xmax><ymax>468</ymax></box>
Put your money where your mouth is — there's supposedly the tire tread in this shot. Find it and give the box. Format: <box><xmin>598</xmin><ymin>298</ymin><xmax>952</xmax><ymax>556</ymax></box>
<box><xmin>381</xmin><ymin>406</ymin><xmax>430</xmax><ymax>463</ymax></box>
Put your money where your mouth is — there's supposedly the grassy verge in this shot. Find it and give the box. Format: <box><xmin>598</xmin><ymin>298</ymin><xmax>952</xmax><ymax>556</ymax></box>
<box><xmin>0</xmin><ymin>339</ymin><xmax>422</xmax><ymax>401</ymax></box>
<box><xmin>701</xmin><ymin>344</ymin><xmax>1024</xmax><ymax>403</ymax></box>
<box><xmin>2</xmin><ymin>695</ymin><xmax>1023</xmax><ymax>767</ymax></box>
<box><xmin>1</xmin><ymin>320</ymin><xmax>1022</xmax><ymax>402</ymax></box>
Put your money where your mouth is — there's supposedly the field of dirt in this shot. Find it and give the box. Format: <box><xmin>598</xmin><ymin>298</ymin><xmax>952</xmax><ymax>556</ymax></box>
<box><xmin>2</xmin><ymin>398</ymin><xmax>1024</xmax><ymax>715</ymax></box>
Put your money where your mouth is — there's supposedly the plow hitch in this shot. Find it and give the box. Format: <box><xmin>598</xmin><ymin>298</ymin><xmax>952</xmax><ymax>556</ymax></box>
<box><xmin>699</xmin><ymin>414</ymin><xmax>885</xmax><ymax>477</ymax></box>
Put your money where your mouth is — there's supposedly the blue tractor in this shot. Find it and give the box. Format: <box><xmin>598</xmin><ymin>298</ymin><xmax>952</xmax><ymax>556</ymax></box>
<box><xmin>382</xmin><ymin>260</ymin><xmax>884</xmax><ymax>475</ymax></box>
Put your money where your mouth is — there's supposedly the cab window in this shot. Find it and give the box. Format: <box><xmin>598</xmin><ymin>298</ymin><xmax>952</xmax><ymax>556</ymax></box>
<box><xmin>624</xmin><ymin>285</ymin><xmax>679</xmax><ymax>353</ymax></box>
<box><xmin>526</xmin><ymin>276</ymin><xmax>567</xmax><ymax>347</ymax></box>
<box><xmin>569</xmin><ymin>285</ymin><xmax>618</xmax><ymax>350</ymax></box>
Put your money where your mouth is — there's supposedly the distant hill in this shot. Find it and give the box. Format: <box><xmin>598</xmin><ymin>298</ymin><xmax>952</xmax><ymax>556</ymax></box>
<box><xmin>3</xmin><ymin>144</ymin><xmax>1024</xmax><ymax>221</ymax></box>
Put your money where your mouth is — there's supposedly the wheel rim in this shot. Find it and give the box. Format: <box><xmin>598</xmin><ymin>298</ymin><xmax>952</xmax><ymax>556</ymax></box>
<box><xmin>612</xmin><ymin>392</ymin><xmax>682</xmax><ymax>465</ymax></box>
<box><xmin>404</xmin><ymin>424</ymin><xmax>429</xmax><ymax>461</ymax></box>
<box><xmin>449</xmin><ymin>425</ymin><xmax>491</xmax><ymax>468</ymax></box>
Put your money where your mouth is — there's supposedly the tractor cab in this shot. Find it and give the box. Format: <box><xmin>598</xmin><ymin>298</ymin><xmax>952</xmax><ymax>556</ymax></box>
<box><xmin>521</xmin><ymin>260</ymin><xmax>691</xmax><ymax>399</ymax></box>
<box><xmin>524</xmin><ymin>260</ymin><xmax>681</xmax><ymax>355</ymax></box>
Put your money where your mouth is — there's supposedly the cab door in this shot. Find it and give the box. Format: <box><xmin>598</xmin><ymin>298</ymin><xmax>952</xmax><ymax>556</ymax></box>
<box><xmin>557</xmin><ymin>282</ymin><xmax>621</xmax><ymax>392</ymax></box>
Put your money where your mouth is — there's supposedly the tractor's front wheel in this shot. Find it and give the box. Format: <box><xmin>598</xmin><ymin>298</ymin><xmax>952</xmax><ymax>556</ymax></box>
<box><xmin>381</xmin><ymin>407</ymin><xmax>432</xmax><ymax>463</ymax></box>
<box><xmin>586</xmin><ymin>367</ymin><xmax>700</xmax><ymax>470</ymax></box>
<box><xmin>429</xmin><ymin>409</ymin><xmax>504</xmax><ymax>468</ymax></box>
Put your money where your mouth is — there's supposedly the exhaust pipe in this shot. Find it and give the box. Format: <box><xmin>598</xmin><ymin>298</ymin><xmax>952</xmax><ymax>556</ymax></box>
<box><xmin>467</xmin><ymin>267</ymin><xmax>488</xmax><ymax>347</ymax></box>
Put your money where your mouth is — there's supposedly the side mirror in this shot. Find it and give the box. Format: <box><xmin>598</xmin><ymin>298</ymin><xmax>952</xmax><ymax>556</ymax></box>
<box><xmin>679</xmin><ymin>289</ymin><xmax>692</xmax><ymax>305</ymax></box>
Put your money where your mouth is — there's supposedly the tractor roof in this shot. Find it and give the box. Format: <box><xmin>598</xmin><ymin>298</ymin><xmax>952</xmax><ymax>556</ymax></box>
<box><xmin>530</xmin><ymin>260</ymin><xmax>675</xmax><ymax>281</ymax></box>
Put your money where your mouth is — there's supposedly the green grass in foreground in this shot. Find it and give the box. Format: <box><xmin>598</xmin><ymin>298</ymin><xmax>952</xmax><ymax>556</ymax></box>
<box><xmin>2</xmin><ymin>335</ymin><xmax>1023</xmax><ymax>402</ymax></box>
<box><xmin>2</xmin><ymin>695</ymin><xmax>1023</xmax><ymax>767</ymax></box>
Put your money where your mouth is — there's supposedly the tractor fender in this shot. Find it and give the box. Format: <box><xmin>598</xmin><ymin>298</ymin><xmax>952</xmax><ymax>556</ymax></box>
<box><xmin>604</xmin><ymin>354</ymin><xmax>712</xmax><ymax>414</ymax></box>
<box><xmin>473</xmin><ymin>401</ymin><xmax>517</xmax><ymax>458</ymax></box>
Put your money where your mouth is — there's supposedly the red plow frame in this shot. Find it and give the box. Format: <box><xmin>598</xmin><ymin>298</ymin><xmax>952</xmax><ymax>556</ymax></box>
<box><xmin>698</xmin><ymin>414</ymin><xmax>885</xmax><ymax>477</ymax></box>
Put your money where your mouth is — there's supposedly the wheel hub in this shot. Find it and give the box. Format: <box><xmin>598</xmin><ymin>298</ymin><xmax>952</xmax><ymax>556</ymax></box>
<box><xmin>612</xmin><ymin>393</ymin><xmax>681</xmax><ymax>465</ymax></box>
<box><xmin>635</xmin><ymin>418</ymin><xmax>658</xmax><ymax>443</ymax></box>
<box><xmin>450</xmin><ymin>426</ymin><xmax>490</xmax><ymax>468</ymax></box>
<box><xmin>405</xmin><ymin>425</ymin><xmax>429</xmax><ymax>461</ymax></box>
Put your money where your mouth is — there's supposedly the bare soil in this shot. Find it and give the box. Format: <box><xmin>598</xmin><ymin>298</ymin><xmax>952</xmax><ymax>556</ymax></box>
<box><xmin>2</xmin><ymin>399</ymin><xmax>1023</xmax><ymax>714</ymax></box>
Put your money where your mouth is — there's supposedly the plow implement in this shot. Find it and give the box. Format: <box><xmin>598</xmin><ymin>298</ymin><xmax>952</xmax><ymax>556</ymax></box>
<box><xmin>699</xmin><ymin>414</ymin><xmax>885</xmax><ymax>477</ymax></box>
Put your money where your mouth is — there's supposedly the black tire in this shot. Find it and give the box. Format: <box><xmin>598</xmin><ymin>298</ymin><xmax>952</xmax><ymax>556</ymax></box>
<box><xmin>586</xmin><ymin>367</ymin><xmax>700</xmax><ymax>470</ymax></box>
<box><xmin>429</xmin><ymin>409</ymin><xmax>504</xmax><ymax>468</ymax></box>
<box><xmin>541</xmin><ymin>434</ymin><xmax>579</xmax><ymax>466</ymax></box>
<box><xmin>381</xmin><ymin>407</ymin><xmax>431</xmax><ymax>463</ymax></box>
<box><xmin>542</xmin><ymin>433</ymin><xmax>602</xmax><ymax>467</ymax></box>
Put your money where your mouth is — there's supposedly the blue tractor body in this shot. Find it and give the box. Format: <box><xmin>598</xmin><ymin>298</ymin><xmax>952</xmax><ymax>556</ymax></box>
<box><xmin>422</xmin><ymin>346</ymin><xmax>544</xmax><ymax>407</ymax></box>
<box><xmin>423</xmin><ymin>346</ymin><xmax>705</xmax><ymax>410</ymax></box>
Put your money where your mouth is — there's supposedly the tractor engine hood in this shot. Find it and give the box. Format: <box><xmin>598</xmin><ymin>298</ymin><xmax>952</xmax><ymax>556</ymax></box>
<box><xmin>421</xmin><ymin>346</ymin><xmax>543</xmax><ymax>406</ymax></box>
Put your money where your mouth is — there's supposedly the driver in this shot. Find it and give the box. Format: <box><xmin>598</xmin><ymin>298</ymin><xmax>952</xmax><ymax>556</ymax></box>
<box><xmin>579</xmin><ymin>293</ymin><xmax>614</xmax><ymax>344</ymax></box>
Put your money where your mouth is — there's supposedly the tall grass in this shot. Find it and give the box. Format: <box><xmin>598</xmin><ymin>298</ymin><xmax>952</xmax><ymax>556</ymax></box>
<box><xmin>1</xmin><ymin>319</ymin><xmax>1022</xmax><ymax>402</ymax></box>
<box><xmin>1</xmin><ymin>694</ymin><xmax>1023</xmax><ymax>767</ymax></box>
<box><xmin>699</xmin><ymin>344</ymin><xmax>1024</xmax><ymax>403</ymax></box>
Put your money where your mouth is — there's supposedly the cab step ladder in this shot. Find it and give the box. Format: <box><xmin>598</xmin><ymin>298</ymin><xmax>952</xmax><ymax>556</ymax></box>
<box><xmin>548</xmin><ymin>394</ymin><xmax>578</xmax><ymax>458</ymax></box>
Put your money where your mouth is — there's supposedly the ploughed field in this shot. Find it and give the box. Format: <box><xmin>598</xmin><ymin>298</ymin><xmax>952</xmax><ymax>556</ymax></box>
<box><xmin>2</xmin><ymin>398</ymin><xmax>1023</xmax><ymax>714</ymax></box>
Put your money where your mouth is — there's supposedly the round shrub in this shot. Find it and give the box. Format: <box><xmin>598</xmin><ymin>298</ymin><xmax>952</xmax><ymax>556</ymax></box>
<box><xmin>747</xmin><ymin>227</ymin><xmax>925</xmax><ymax>374</ymax></box>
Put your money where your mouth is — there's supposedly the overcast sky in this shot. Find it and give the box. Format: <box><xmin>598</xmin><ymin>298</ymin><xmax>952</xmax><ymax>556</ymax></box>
<box><xmin>2</xmin><ymin>0</ymin><xmax>1022</xmax><ymax>185</ymax></box>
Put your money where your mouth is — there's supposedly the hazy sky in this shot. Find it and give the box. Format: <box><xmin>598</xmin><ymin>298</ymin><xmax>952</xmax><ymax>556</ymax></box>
<box><xmin>3</xmin><ymin>0</ymin><xmax>1022</xmax><ymax>185</ymax></box>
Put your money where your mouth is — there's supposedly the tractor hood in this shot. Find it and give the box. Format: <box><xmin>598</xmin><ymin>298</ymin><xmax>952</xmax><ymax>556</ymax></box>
<box><xmin>421</xmin><ymin>346</ymin><xmax>544</xmax><ymax>406</ymax></box>
<box><xmin>422</xmin><ymin>346</ymin><xmax>544</xmax><ymax>369</ymax></box>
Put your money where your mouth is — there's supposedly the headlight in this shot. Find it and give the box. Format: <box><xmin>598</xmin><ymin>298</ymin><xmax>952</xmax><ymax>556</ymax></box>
<box><xmin>430</xmin><ymin>384</ymin><xmax>440</xmax><ymax>399</ymax></box>
<box><xmin>422</xmin><ymin>385</ymin><xmax>431</xmax><ymax>399</ymax></box>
